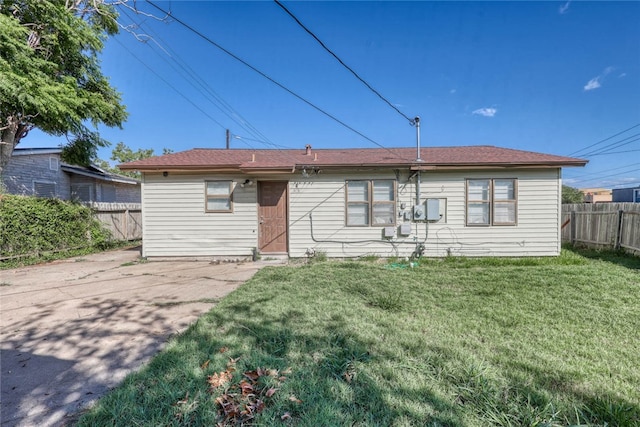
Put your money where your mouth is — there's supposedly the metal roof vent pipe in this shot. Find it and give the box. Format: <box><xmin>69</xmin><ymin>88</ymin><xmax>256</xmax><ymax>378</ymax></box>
<box><xmin>305</xmin><ymin>144</ymin><xmax>312</xmax><ymax>156</ymax></box>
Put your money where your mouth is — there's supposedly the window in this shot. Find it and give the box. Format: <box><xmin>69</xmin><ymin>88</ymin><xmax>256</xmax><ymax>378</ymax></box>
<box><xmin>346</xmin><ymin>180</ymin><xmax>396</xmax><ymax>226</ymax></box>
<box><xmin>205</xmin><ymin>181</ymin><xmax>233</xmax><ymax>212</ymax></box>
<box><xmin>101</xmin><ymin>184</ymin><xmax>116</xmax><ymax>202</ymax></box>
<box><xmin>634</xmin><ymin>189</ymin><xmax>640</xmax><ymax>203</ymax></box>
<box><xmin>466</xmin><ymin>179</ymin><xmax>517</xmax><ymax>226</ymax></box>
<box><xmin>71</xmin><ymin>184</ymin><xmax>94</xmax><ymax>202</ymax></box>
<box><xmin>33</xmin><ymin>181</ymin><xmax>56</xmax><ymax>198</ymax></box>
<box><xmin>49</xmin><ymin>156</ymin><xmax>59</xmax><ymax>171</ymax></box>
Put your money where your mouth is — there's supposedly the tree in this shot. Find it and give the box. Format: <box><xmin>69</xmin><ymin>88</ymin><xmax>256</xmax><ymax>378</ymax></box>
<box><xmin>0</xmin><ymin>0</ymin><xmax>127</xmax><ymax>176</ymax></box>
<box><xmin>562</xmin><ymin>185</ymin><xmax>584</xmax><ymax>204</ymax></box>
<box><xmin>95</xmin><ymin>142</ymin><xmax>173</xmax><ymax>177</ymax></box>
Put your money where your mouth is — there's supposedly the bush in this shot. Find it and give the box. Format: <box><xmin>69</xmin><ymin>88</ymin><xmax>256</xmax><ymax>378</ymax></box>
<box><xmin>0</xmin><ymin>195</ymin><xmax>111</xmax><ymax>258</ymax></box>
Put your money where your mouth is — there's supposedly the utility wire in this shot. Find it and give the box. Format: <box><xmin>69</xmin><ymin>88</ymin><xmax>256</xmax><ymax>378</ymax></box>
<box><xmin>579</xmin><ymin>134</ymin><xmax>640</xmax><ymax>158</ymax></box>
<box><xmin>565</xmin><ymin>161</ymin><xmax>640</xmax><ymax>180</ymax></box>
<box><xmin>568</xmin><ymin>123</ymin><xmax>640</xmax><ymax>156</ymax></box>
<box><xmin>590</xmin><ymin>149</ymin><xmax>640</xmax><ymax>157</ymax></box>
<box><xmin>145</xmin><ymin>0</ymin><xmax>406</xmax><ymax>161</ymax></box>
<box><xmin>118</xmin><ymin>6</ymin><xmax>292</xmax><ymax>151</ymax></box>
<box><xmin>568</xmin><ymin>167</ymin><xmax>640</xmax><ymax>186</ymax></box>
<box><xmin>273</xmin><ymin>0</ymin><xmax>416</xmax><ymax>126</ymax></box>
<box><xmin>113</xmin><ymin>37</ymin><xmax>228</xmax><ymax>132</ymax></box>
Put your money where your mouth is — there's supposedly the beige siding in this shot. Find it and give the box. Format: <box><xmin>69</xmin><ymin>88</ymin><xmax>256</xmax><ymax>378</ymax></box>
<box><xmin>140</xmin><ymin>168</ymin><xmax>563</xmax><ymax>258</ymax></box>
<box><xmin>141</xmin><ymin>173</ymin><xmax>258</xmax><ymax>258</ymax></box>
<box><xmin>289</xmin><ymin>168</ymin><xmax>562</xmax><ymax>258</ymax></box>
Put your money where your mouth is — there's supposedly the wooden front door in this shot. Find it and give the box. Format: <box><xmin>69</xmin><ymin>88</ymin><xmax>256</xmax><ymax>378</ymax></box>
<box><xmin>258</xmin><ymin>181</ymin><xmax>288</xmax><ymax>253</ymax></box>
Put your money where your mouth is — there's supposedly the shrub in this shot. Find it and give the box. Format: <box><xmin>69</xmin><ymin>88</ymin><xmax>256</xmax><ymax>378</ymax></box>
<box><xmin>0</xmin><ymin>195</ymin><xmax>111</xmax><ymax>258</ymax></box>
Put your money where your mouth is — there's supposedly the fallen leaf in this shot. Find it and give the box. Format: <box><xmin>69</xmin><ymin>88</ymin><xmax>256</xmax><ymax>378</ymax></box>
<box><xmin>239</xmin><ymin>379</ymin><xmax>254</xmax><ymax>396</ymax></box>
<box><xmin>265</xmin><ymin>387</ymin><xmax>278</xmax><ymax>398</ymax></box>
<box><xmin>266</xmin><ymin>368</ymin><xmax>278</xmax><ymax>377</ymax></box>
<box><xmin>289</xmin><ymin>395</ymin><xmax>302</xmax><ymax>404</ymax></box>
<box><xmin>282</xmin><ymin>367</ymin><xmax>292</xmax><ymax>375</ymax></box>
<box><xmin>278</xmin><ymin>376</ymin><xmax>287</xmax><ymax>382</ymax></box>
<box><xmin>208</xmin><ymin>371</ymin><xmax>232</xmax><ymax>388</ymax></box>
<box><xmin>281</xmin><ymin>412</ymin><xmax>292</xmax><ymax>420</ymax></box>
<box><xmin>219</xmin><ymin>346</ymin><xmax>229</xmax><ymax>353</ymax></box>
<box><xmin>243</xmin><ymin>370</ymin><xmax>260</xmax><ymax>381</ymax></box>
<box><xmin>200</xmin><ymin>359</ymin><xmax>210</xmax><ymax>370</ymax></box>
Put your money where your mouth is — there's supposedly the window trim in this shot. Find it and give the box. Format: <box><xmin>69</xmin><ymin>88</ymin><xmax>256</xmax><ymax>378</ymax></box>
<box><xmin>345</xmin><ymin>179</ymin><xmax>396</xmax><ymax>227</ymax></box>
<box><xmin>205</xmin><ymin>180</ymin><xmax>233</xmax><ymax>213</ymax></box>
<box><xmin>49</xmin><ymin>156</ymin><xmax>59</xmax><ymax>171</ymax></box>
<box><xmin>465</xmin><ymin>178</ymin><xmax>517</xmax><ymax>226</ymax></box>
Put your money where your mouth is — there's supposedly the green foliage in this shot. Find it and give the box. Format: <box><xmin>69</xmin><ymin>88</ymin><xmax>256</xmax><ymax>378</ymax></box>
<box><xmin>0</xmin><ymin>194</ymin><xmax>111</xmax><ymax>259</ymax></box>
<box><xmin>562</xmin><ymin>185</ymin><xmax>584</xmax><ymax>204</ymax></box>
<box><xmin>0</xmin><ymin>0</ymin><xmax>127</xmax><ymax>165</ymax></box>
<box><xmin>95</xmin><ymin>142</ymin><xmax>174</xmax><ymax>177</ymax></box>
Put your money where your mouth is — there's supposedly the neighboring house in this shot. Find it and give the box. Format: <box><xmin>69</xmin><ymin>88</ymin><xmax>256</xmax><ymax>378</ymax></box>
<box><xmin>119</xmin><ymin>145</ymin><xmax>587</xmax><ymax>259</ymax></box>
<box><xmin>580</xmin><ymin>188</ymin><xmax>612</xmax><ymax>203</ymax></box>
<box><xmin>612</xmin><ymin>185</ymin><xmax>640</xmax><ymax>203</ymax></box>
<box><xmin>2</xmin><ymin>147</ymin><xmax>140</xmax><ymax>203</ymax></box>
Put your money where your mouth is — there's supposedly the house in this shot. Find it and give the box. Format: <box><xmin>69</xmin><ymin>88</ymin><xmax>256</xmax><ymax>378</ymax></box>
<box><xmin>580</xmin><ymin>188</ymin><xmax>612</xmax><ymax>203</ymax></box>
<box><xmin>2</xmin><ymin>147</ymin><xmax>141</xmax><ymax>203</ymax></box>
<box><xmin>612</xmin><ymin>185</ymin><xmax>640</xmax><ymax>203</ymax></box>
<box><xmin>119</xmin><ymin>145</ymin><xmax>587</xmax><ymax>259</ymax></box>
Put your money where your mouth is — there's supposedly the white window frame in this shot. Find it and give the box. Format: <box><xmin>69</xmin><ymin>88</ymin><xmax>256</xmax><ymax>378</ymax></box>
<box><xmin>466</xmin><ymin>178</ymin><xmax>517</xmax><ymax>226</ymax></box>
<box><xmin>205</xmin><ymin>180</ymin><xmax>233</xmax><ymax>213</ymax></box>
<box><xmin>49</xmin><ymin>156</ymin><xmax>59</xmax><ymax>171</ymax></box>
<box><xmin>346</xmin><ymin>179</ymin><xmax>396</xmax><ymax>227</ymax></box>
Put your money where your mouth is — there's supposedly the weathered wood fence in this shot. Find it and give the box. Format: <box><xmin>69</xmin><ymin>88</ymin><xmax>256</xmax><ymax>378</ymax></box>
<box><xmin>88</xmin><ymin>202</ymin><xmax>142</xmax><ymax>241</ymax></box>
<box><xmin>561</xmin><ymin>203</ymin><xmax>640</xmax><ymax>253</ymax></box>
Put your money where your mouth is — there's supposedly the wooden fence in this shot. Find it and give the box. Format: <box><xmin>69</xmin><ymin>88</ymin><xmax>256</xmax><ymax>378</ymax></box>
<box><xmin>561</xmin><ymin>203</ymin><xmax>640</xmax><ymax>253</ymax></box>
<box><xmin>89</xmin><ymin>202</ymin><xmax>142</xmax><ymax>241</ymax></box>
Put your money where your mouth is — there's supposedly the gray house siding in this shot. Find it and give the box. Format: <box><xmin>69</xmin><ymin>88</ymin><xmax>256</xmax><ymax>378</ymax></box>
<box><xmin>2</xmin><ymin>152</ymin><xmax>71</xmax><ymax>199</ymax></box>
<box><xmin>612</xmin><ymin>186</ymin><xmax>640</xmax><ymax>202</ymax></box>
<box><xmin>2</xmin><ymin>148</ymin><xmax>141</xmax><ymax>203</ymax></box>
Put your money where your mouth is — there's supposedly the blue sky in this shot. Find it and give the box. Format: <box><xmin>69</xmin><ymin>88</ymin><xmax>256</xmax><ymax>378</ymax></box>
<box><xmin>24</xmin><ymin>1</ymin><xmax>640</xmax><ymax>189</ymax></box>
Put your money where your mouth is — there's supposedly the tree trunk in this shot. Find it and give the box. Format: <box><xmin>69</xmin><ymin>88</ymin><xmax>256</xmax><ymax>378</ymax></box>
<box><xmin>0</xmin><ymin>117</ymin><xmax>27</xmax><ymax>181</ymax></box>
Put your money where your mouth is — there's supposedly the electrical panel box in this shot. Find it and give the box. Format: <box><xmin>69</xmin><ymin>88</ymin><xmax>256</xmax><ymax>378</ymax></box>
<box><xmin>426</xmin><ymin>199</ymin><xmax>441</xmax><ymax>221</ymax></box>
<box><xmin>399</xmin><ymin>223</ymin><xmax>412</xmax><ymax>236</ymax></box>
<box><xmin>383</xmin><ymin>226</ymin><xmax>396</xmax><ymax>238</ymax></box>
<box><xmin>413</xmin><ymin>205</ymin><xmax>426</xmax><ymax>221</ymax></box>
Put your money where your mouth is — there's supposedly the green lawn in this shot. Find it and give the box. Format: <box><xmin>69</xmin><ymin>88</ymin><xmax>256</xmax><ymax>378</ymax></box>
<box><xmin>78</xmin><ymin>249</ymin><xmax>640</xmax><ymax>427</ymax></box>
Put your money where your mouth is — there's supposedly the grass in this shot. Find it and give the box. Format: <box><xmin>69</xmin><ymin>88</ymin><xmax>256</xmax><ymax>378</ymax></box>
<box><xmin>78</xmin><ymin>248</ymin><xmax>639</xmax><ymax>426</ymax></box>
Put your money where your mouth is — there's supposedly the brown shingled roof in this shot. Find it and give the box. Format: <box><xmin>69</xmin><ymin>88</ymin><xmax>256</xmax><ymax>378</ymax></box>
<box><xmin>118</xmin><ymin>146</ymin><xmax>587</xmax><ymax>172</ymax></box>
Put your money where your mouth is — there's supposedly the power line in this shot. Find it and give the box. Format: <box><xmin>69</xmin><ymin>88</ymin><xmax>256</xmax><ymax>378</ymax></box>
<box><xmin>568</xmin><ymin>123</ymin><xmax>640</xmax><ymax>156</ymax></box>
<box><xmin>118</xmin><ymin>6</ymin><xmax>293</xmax><ymax>151</ymax></box>
<box><xmin>568</xmin><ymin>167</ymin><xmax>640</xmax><ymax>186</ymax></box>
<box><xmin>579</xmin><ymin>134</ymin><xmax>640</xmax><ymax>158</ymax></box>
<box><xmin>273</xmin><ymin>0</ymin><xmax>416</xmax><ymax>126</ymax></box>
<box><xmin>565</xmin><ymin>161</ymin><xmax>640</xmax><ymax>180</ymax></box>
<box><xmin>113</xmin><ymin>37</ymin><xmax>228</xmax><ymax>132</ymax></box>
<box><xmin>144</xmin><ymin>0</ymin><xmax>406</xmax><ymax>161</ymax></box>
<box><xmin>590</xmin><ymin>149</ymin><xmax>640</xmax><ymax>157</ymax></box>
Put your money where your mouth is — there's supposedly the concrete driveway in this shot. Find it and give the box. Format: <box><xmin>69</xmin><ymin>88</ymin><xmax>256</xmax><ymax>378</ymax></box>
<box><xmin>0</xmin><ymin>248</ymin><xmax>271</xmax><ymax>426</ymax></box>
